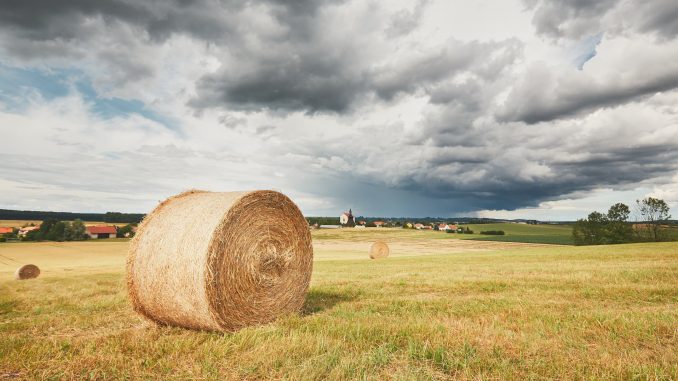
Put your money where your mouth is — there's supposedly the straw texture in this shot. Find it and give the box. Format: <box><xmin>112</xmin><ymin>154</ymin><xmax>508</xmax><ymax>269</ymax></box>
<box><xmin>127</xmin><ymin>190</ymin><xmax>313</xmax><ymax>332</ymax></box>
<box><xmin>369</xmin><ymin>241</ymin><xmax>390</xmax><ymax>259</ymax></box>
<box><xmin>14</xmin><ymin>264</ymin><xmax>40</xmax><ymax>280</ymax></box>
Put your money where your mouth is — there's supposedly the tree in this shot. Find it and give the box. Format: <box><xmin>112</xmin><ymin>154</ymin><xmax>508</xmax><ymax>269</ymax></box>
<box><xmin>46</xmin><ymin>221</ymin><xmax>67</xmax><ymax>241</ymax></box>
<box><xmin>572</xmin><ymin>211</ymin><xmax>609</xmax><ymax>245</ymax></box>
<box><xmin>66</xmin><ymin>219</ymin><xmax>87</xmax><ymax>241</ymax></box>
<box><xmin>606</xmin><ymin>203</ymin><xmax>632</xmax><ymax>244</ymax></box>
<box><xmin>636</xmin><ymin>197</ymin><xmax>671</xmax><ymax>241</ymax></box>
<box><xmin>116</xmin><ymin>224</ymin><xmax>136</xmax><ymax>238</ymax></box>
<box><xmin>38</xmin><ymin>218</ymin><xmax>59</xmax><ymax>240</ymax></box>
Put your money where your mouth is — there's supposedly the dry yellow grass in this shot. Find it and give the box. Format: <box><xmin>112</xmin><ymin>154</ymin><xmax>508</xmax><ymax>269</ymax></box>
<box><xmin>0</xmin><ymin>229</ymin><xmax>676</xmax><ymax>380</ymax></box>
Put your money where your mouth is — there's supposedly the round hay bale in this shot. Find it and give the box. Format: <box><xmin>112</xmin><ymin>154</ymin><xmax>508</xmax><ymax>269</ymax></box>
<box><xmin>369</xmin><ymin>241</ymin><xmax>390</xmax><ymax>259</ymax></box>
<box><xmin>127</xmin><ymin>190</ymin><xmax>313</xmax><ymax>332</ymax></box>
<box><xmin>15</xmin><ymin>264</ymin><xmax>40</xmax><ymax>280</ymax></box>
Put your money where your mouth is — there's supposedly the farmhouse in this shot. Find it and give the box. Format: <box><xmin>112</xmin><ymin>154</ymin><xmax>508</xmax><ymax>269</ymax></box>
<box><xmin>373</xmin><ymin>221</ymin><xmax>385</xmax><ymax>227</ymax></box>
<box><xmin>414</xmin><ymin>223</ymin><xmax>424</xmax><ymax>229</ymax></box>
<box><xmin>437</xmin><ymin>224</ymin><xmax>457</xmax><ymax>232</ymax></box>
<box><xmin>18</xmin><ymin>226</ymin><xmax>39</xmax><ymax>237</ymax></box>
<box><xmin>0</xmin><ymin>227</ymin><xmax>13</xmax><ymax>235</ymax></box>
<box><xmin>339</xmin><ymin>209</ymin><xmax>355</xmax><ymax>226</ymax></box>
<box><xmin>86</xmin><ymin>225</ymin><xmax>117</xmax><ymax>239</ymax></box>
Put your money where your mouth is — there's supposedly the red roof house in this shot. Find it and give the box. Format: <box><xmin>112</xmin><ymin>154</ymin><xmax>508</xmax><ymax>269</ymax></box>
<box><xmin>0</xmin><ymin>227</ymin><xmax>13</xmax><ymax>235</ymax></box>
<box><xmin>86</xmin><ymin>225</ymin><xmax>117</xmax><ymax>239</ymax></box>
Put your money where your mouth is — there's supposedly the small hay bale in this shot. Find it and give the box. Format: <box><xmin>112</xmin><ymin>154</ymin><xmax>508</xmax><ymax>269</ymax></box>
<box><xmin>369</xmin><ymin>241</ymin><xmax>390</xmax><ymax>259</ymax></box>
<box><xmin>127</xmin><ymin>190</ymin><xmax>313</xmax><ymax>332</ymax></box>
<box><xmin>15</xmin><ymin>264</ymin><xmax>40</xmax><ymax>280</ymax></box>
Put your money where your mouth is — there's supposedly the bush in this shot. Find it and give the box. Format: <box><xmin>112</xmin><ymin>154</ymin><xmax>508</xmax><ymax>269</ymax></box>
<box><xmin>0</xmin><ymin>237</ymin><xmax>6</xmax><ymax>242</ymax></box>
<box><xmin>446</xmin><ymin>229</ymin><xmax>456</xmax><ymax>233</ymax></box>
<box><xmin>480</xmin><ymin>230</ymin><xmax>505</xmax><ymax>235</ymax></box>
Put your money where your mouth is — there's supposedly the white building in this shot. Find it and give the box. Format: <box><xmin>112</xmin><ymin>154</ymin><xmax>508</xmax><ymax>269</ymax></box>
<box><xmin>339</xmin><ymin>209</ymin><xmax>355</xmax><ymax>225</ymax></box>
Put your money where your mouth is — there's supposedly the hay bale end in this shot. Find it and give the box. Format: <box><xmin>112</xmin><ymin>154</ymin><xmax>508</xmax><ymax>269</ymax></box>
<box><xmin>15</xmin><ymin>264</ymin><xmax>40</xmax><ymax>280</ymax></box>
<box><xmin>127</xmin><ymin>190</ymin><xmax>313</xmax><ymax>332</ymax></box>
<box><xmin>369</xmin><ymin>241</ymin><xmax>390</xmax><ymax>259</ymax></box>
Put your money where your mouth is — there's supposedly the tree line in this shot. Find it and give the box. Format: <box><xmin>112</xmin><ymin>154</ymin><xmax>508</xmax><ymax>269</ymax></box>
<box><xmin>573</xmin><ymin>197</ymin><xmax>673</xmax><ymax>245</ymax></box>
<box><xmin>14</xmin><ymin>219</ymin><xmax>137</xmax><ymax>242</ymax></box>
<box><xmin>24</xmin><ymin>219</ymin><xmax>89</xmax><ymax>241</ymax></box>
<box><xmin>0</xmin><ymin>209</ymin><xmax>144</xmax><ymax>223</ymax></box>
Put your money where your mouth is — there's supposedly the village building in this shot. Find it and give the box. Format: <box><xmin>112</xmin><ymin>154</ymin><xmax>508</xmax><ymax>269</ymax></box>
<box><xmin>86</xmin><ymin>225</ymin><xmax>117</xmax><ymax>239</ymax></box>
<box><xmin>414</xmin><ymin>223</ymin><xmax>424</xmax><ymax>229</ymax></box>
<box><xmin>373</xmin><ymin>221</ymin><xmax>385</xmax><ymax>227</ymax></box>
<box><xmin>339</xmin><ymin>209</ymin><xmax>356</xmax><ymax>226</ymax></box>
<box><xmin>18</xmin><ymin>226</ymin><xmax>39</xmax><ymax>237</ymax></box>
<box><xmin>0</xmin><ymin>227</ymin><xmax>13</xmax><ymax>235</ymax></box>
<box><xmin>437</xmin><ymin>224</ymin><xmax>458</xmax><ymax>231</ymax></box>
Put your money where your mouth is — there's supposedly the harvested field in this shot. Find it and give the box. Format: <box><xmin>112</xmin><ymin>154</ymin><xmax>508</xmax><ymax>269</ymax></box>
<box><xmin>1</xmin><ymin>230</ymin><xmax>677</xmax><ymax>380</ymax></box>
<box><xmin>314</xmin><ymin>238</ymin><xmax>555</xmax><ymax>260</ymax></box>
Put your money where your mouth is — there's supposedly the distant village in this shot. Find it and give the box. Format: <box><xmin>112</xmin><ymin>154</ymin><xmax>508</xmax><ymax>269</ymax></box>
<box><xmin>0</xmin><ymin>222</ymin><xmax>137</xmax><ymax>242</ymax></box>
<box><xmin>307</xmin><ymin>209</ymin><xmax>518</xmax><ymax>233</ymax></box>
<box><xmin>0</xmin><ymin>207</ymin><xmax>543</xmax><ymax>243</ymax></box>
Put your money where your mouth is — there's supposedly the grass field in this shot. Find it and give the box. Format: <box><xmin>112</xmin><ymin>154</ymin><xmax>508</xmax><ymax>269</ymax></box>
<box><xmin>314</xmin><ymin>224</ymin><xmax>574</xmax><ymax>245</ymax></box>
<box><xmin>465</xmin><ymin>223</ymin><xmax>574</xmax><ymax>245</ymax></box>
<box><xmin>0</xmin><ymin>220</ymin><xmax>43</xmax><ymax>229</ymax></box>
<box><xmin>1</xmin><ymin>230</ymin><xmax>677</xmax><ymax>380</ymax></box>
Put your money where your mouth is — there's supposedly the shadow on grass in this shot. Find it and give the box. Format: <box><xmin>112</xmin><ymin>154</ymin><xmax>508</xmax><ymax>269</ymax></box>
<box><xmin>301</xmin><ymin>288</ymin><xmax>358</xmax><ymax>316</ymax></box>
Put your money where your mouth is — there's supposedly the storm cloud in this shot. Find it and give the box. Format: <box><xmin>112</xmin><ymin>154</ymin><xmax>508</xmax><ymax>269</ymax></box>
<box><xmin>0</xmin><ymin>0</ymin><xmax>677</xmax><ymax>217</ymax></box>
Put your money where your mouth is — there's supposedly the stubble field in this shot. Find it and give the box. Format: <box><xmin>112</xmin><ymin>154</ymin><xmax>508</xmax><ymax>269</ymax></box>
<box><xmin>1</xmin><ymin>228</ymin><xmax>676</xmax><ymax>380</ymax></box>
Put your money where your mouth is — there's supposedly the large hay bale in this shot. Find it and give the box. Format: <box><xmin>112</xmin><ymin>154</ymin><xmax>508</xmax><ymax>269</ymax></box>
<box><xmin>15</xmin><ymin>264</ymin><xmax>40</xmax><ymax>280</ymax></box>
<box><xmin>127</xmin><ymin>190</ymin><xmax>313</xmax><ymax>332</ymax></box>
<box><xmin>369</xmin><ymin>241</ymin><xmax>390</xmax><ymax>259</ymax></box>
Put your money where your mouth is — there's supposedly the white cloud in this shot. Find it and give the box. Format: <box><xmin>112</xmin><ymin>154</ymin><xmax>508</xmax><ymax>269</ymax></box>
<box><xmin>0</xmin><ymin>0</ymin><xmax>677</xmax><ymax>218</ymax></box>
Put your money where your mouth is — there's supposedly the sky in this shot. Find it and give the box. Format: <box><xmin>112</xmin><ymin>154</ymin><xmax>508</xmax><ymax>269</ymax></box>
<box><xmin>0</xmin><ymin>0</ymin><xmax>677</xmax><ymax>220</ymax></box>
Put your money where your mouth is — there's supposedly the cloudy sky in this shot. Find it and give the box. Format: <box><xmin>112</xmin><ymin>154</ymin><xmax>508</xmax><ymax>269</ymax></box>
<box><xmin>1</xmin><ymin>0</ymin><xmax>677</xmax><ymax>219</ymax></box>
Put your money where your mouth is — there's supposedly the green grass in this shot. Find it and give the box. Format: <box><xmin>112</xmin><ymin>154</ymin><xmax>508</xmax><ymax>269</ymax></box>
<box><xmin>462</xmin><ymin>223</ymin><xmax>574</xmax><ymax>245</ymax></box>
<box><xmin>312</xmin><ymin>223</ymin><xmax>574</xmax><ymax>245</ymax></box>
<box><xmin>1</xmin><ymin>240</ymin><xmax>677</xmax><ymax>380</ymax></box>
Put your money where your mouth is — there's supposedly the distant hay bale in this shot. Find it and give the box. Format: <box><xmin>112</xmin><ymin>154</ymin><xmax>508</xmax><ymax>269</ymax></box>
<box><xmin>369</xmin><ymin>241</ymin><xmax>390</xmax><ymax>259</ymax></box>
<box><xmin>14</xmin><ymin>264</ymin><xmax>40</xmax><ymax>280</ymax></box>
<box><xmin>127</xmin><ymin>190</ymin><xmax>313</xmax><ymax>332</ymax></box>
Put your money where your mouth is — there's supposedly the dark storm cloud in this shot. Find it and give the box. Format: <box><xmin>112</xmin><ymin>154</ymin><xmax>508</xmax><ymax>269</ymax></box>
<box><xmin>192</xmin><ymin>37</ymin><xmax>521</xmax><ymax>113</ymax></box>
<box><xmin>498</xmin><ymin>64</ymin><xmax>678</xmax><ymax>124</ymax></box>
<box><xmin>2</xmin><ymin>0</ymin><xmax>678</xmax><ymax>216</ymax></box>
<box><xmin>0</xmin><ymin>0</ymin><xmax>232</xmax><ymax>41</ymax></box>
<box><xmin>0</xmin><ymin>0</ymin><xmax>342</xmax><ymax>44</ymax></box>
<box><xmin>350</xmin><ymin>127</ymin><xmax>678</xmax><ymax>212</ymax></box>
<box><xmin>525</xmin><ymin>0</ymin><xmax>678</xmax><ymax>39</ymax></box>
<box><xmin>191</xmin><ymin>58</ymin><xmax>367</xmax><ymax>113</ymax></box>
